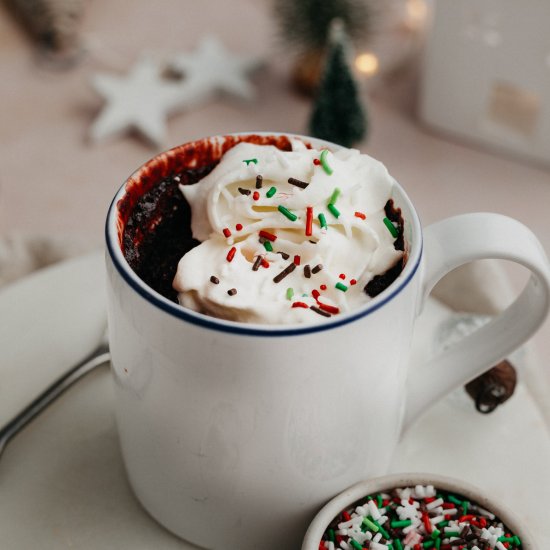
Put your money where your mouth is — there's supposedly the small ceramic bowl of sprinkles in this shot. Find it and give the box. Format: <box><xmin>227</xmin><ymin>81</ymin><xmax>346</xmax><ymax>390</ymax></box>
<box><xmin>301</xmin><ymin>473</ymin><xmax>535</xmax><ymax>550</ymax></box>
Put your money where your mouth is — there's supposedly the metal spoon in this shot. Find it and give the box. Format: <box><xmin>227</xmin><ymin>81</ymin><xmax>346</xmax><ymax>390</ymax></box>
<box><xmin>0</xmin><ymin>336</ymin><xmax>110</xmax><ymax>458</ymax></box>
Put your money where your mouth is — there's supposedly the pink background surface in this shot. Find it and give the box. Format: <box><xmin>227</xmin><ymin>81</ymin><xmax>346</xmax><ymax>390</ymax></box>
<box><xmin>1</xmin><ymin>2</ymin><xmax>549</xmax><ymax>364</ymax></box>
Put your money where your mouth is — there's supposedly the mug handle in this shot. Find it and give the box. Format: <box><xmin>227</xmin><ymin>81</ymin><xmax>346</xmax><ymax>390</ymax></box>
<box><xmin>403</xmin><ymin>213</ymin><xmax>550</xmax><ymax>430</ymax></box>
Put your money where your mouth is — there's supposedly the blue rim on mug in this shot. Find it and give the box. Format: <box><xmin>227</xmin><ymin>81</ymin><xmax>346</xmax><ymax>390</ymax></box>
<box><xmin>105</xmin><ymin>133</ymin><xmax>424</xmax><ymax>337</ymax></box>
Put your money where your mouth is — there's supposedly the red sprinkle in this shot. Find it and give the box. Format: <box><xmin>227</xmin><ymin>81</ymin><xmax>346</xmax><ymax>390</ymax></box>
<box><xmin>292</xmin><ymin>301</ymin><xmax>309</xmax><ymax>309</ymax></box>
<box><xmin>350</xmin><ymin>279</ymin><xmax>357</xmax><ymax>285</ymax></box>
<box><xmin>293</xmin><ymin>255</ymin><xmax>301</xmax><ymax>265</ymax></box>
<box><xmin>236</xmin><ymin>223</ymin><xmax>243</xmax><ymax>231</ymax></box>
<box><xmin>313</xmin><ymin>158</ymin><xmax>321</xmax><ymax>166</ymax></box>
<box><xmin>459</xmin><ymin>515</ymin><xmax>475</xmax><ymax>522</ymax></box>
<box><xmin>320</xmin><ymin>284</ymin><xmax>327</xmax><ymax>291</ymax></box>
<box><xmin>261</xmin><ymin>258</ymin><xmax>270</xmax><ymax>268</ymax></box>
<box><xmin>354</xmin><ymin>211</ymin><xmax>366</xmax><ymax>220</ymax></box>
<box><xmin>339</xmin><ymin>273</ymin><xmax>346</xmax><ymax>280</ymax></box>
<box><xmin>253</xmin><ymin>191</ymin><xmax>260</xmax><ymax>201</ymax></box>
<box><xmin>318</xmin><ymin>302</ymin><xmax>340</xmax><ymax>315</ymax></box>
<box><xmin>259</xmin><ymin>230</ymin><xmax>277</xmax><ymax>242</ymax></box>
<box><xmin>422</xmin><ymin>512</ymin><xmax>432</xmax><ymax>534</ymax></box>
<box><xmin>342</xmin><ymin>511</ymin><xmax>352</xmax><ymax>522</ymax></box>
<box><xmin>311</xmin><ymin>289</ymin><xmax>320</xmax><ymax>299</ymax></box>
<box><xmin>226</xmin><ymin>247</ymin><xmax>236</xmax><ymax>262</ymax></box>
<box><xmin>305</xmin><ymin>206</ymin><xmax>313</xmax><ymax>237</ymax></box>
<box><xmin>223</xmin><ymin>228</ymin><xmax>231</xmax><ymax>238</ymax></box>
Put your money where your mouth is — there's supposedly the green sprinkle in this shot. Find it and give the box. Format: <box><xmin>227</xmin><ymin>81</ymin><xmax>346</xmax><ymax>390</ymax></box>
<box><xmin>327</xmin><ymin>203</ymin><xmax>340</xmax><ymax>218</ymax></box>
<box><xmin>431</xmin><ymin>529</ymin><xmax>441</xmax><ymax>540</ymax></box>
<box><xmin>514</xmin><ymin>535</ymin><xmax>522</xmax><ymax>546</ymax></box>
<box><xmin>423</xmin><ymin>541</ymin><xmax>435</xmax><ymax>549</ymax></box>
<box><xmin>435</xmin><ymin>539</ymin><xmax>441</xmax><ymax>550</ymax></box>
<box><xmin>447</xmin><ymin>495</ymin><xmax>462</xmax><ymax>506</ymax></box>
<box><xmin>461</xmin><ymin>500</ymin><xmax>470</xmax><ymax>515</ymax></box>
<box><xmin>445</xmin><ymin>531</ymin><xmax>460</xmax><ymax>538</ymax></box>
<box><xmin>319</xmin><ymin>149</ymin><xmax>333</xmax><ymax>175</ymax></box>
<box><xmin>362</xmin><ymin>517</ymin><xmax>379</xmax><ymax>532</ymax></box>
<box><xmin>350</xmin><ymin>539</ymin><xmax>362</xmax><ymax>550</ymax></box>
<box><xmin>286</xmin><ymin>288</ymin><xmax>294</xmax><ymax>300</ymax></box>
<box><xmin>266</xmin><ymin>186</ymin><xmax>277</xmax><ymax>198</ymax></box>
<box><xmin>329</xmin><ymin>187</ymin><xmax>341</xmax><ymax>205</ymax></box>
<box><xmin>372</xmin><ymin>519</ymin><xmax>389</xmax><ymax>539</ymax></box>
<box><xmin>328</xmin><ymin>529</ymin><xmax>335</xmax><ymax>543</ymax></box>
<box><xmin>278</xmin><ymin>205</ymin><xmax>298</xmax><ymax>221</ymax></box>
<box><xmin>391</xmin><ymin>519</ymin><xmax>412</xmax><ymax>528</ymax></box>
<box><xmin>498</xmin><ymin>537</ymin><xmax>515</xmax><ymax>543</ymax></box>
<box><xmin>383</xmin><ymin>217</ymin><xmax>399</xmax><ymax>238</ymax></box>
<box><xmin>436</xmin><ymin>520</ymin><xmax>449</xmax><ymax>528</ymax></box>
<box><xmin>243</xmin><ymin>158</ymin><xmax>258</xmax><ymax>165</ymax></box>
<box><xmin>335</xmin><ymin>282</ymin><xmax>348</xmax><ymax>292</ymax></box>
<box><xmin>318</xmin><ymin>213</ymin><xmax>327</xmax><ymax>229</ymax></box>
<box><xmin>394</xmin><ymin>541</ymin><xmax>403</xmax><ymax>550</ymax></box>
<box><xmin>263</xmin><ymin>241</ymin><xmax>273</xmax><ymax>252</ymax></box>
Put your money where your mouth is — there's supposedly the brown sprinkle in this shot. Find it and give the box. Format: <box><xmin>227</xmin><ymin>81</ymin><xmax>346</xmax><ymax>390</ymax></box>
<box><xmin>273</xmin><ymin>262</ymin><xmax>296</xmax><ymax>283</ymax></box>
<box><xmin>256</xmin><ymin>175</ymin><xmax>263</xmax><ymax>189</ymax></box>
<box><xmin>227</xmin><ymin>288</ymin><xmax>237</xmax><ymax>296</ymax></box>
<box><xmin>287</xmin><ymin>177</ymin><xmax>309</xmax><ymax>189</ymax></box>
<box><xmin>238</xmin><ymin>187</ymin><xmax>251</xmax><ymax>195</ymax></box>
<box><xmin>252</xmin><ymin>256</ymin><xmax>262</xmax><ymax>271</ymax></box>
<box><xmin>304</xmin><ymin>265</ymin><xmax>311</xmax><ymax>278</ymax></box>
<box><xmin>311</xmin><ymin>264</ymin><xmax>323</xmax><ymax>274</ymax></box>
<box><xmin>277</xmin><ymin>251</ymin><xmax>290</xmax><ymax>260</ymax></box>
<box><xmin>310</xmin><ymin>306</ymin><xmax>331</xmax><ymax>317</ymax></box>
<box><xmin>210</xmin><ymin>276</ymin><xmax>219</xmax><ymax>284</ymax></box>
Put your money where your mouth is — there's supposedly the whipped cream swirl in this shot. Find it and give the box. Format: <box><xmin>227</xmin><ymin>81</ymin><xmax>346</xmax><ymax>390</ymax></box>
<box><xmin>172</xmin><ymin>139</ymin><xmax>404</xmax><ymax>324</ymax></box>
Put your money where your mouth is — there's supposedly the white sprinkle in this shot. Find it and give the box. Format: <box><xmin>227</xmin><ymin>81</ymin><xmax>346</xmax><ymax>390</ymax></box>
<box><xmin>370</xmin><ymin>543</ymin><xmax>388</xmax><ymax>550</ymax></box>
<box><xmin>367</xmin><ymin>500</ymin><xmax>381</xmax><ymax>520</ymax></box>
<box><xmin>372</xmin><ymin>533</ymin><xmax>382</xmax><ymax>543</ymax></box>
<box><xmin>339</xmin><ymin>541</ymin><xmax>349</xmax><ymax>550</ymax></box>
<box><xmin>426</xmin><ymin>498</ymin><xmax>444</xmax><ymax>510</ymax></box>
<box><xmin>355</xmin><ymin>506</ymin><xmax>367</xmax><ymax>516</ymax></box>
<box><xmin>327</xmin><ymin>542</ymin><xmax>335</xmax><ymax>550</ymax></box>
<box><xmin>471</xmin><ymin>505</ymin><xmax>495</xmax><ymax>519</ymax></box>
<box><xmin>496</xmin><ymin>543</ymin><xmax>507</xmax><ymax>550</ymax></box>
<box><xmin>338</xmin><ymin>518</ymin><xmax>361</xmax><ymax>529</ymax></box>
<box><xmin>430</xmin><ymin>515</ymin><xmax>445</xmax><ymax>525</ymax></box>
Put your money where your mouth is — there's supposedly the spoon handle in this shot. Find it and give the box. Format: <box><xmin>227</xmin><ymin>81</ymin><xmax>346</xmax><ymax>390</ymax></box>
<box><xmin>0</xmin><ymin>344</ymin><xmax>110</xmax><ymax>458</ymax></box>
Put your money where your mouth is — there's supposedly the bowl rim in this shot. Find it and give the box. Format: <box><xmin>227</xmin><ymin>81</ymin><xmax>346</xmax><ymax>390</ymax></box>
<box><xmin>301</xmin><ymin>472</ymin><xmax>536</xmax><ymax>549</ymax></box>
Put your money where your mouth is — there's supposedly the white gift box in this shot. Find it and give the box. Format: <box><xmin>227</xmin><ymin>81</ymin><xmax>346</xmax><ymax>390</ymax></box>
<box><xmin>419</xmin><ymin>0</ymin><xmax>550</xmax><ymax>167</ymax></box>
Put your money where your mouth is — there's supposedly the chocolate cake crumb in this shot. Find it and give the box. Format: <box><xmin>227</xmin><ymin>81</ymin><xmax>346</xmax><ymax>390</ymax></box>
<box><xmin>364</xmin><ymin>199</ymin><xmax>405</xmax><ymax>298</ymax></box>
<box><xmin>122</xmin><ymin>163</ymin><xmax>217</xmax><ymax>303</ymax></box>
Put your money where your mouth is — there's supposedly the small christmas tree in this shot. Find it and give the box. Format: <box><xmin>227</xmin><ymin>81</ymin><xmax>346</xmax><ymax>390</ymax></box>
<box><xmin>308</xmin><ymin>19</ymin><xmax>368</xmax><ymax>147</ymax></box>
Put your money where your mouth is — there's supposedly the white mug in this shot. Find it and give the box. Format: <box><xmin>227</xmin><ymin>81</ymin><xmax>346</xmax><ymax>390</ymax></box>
<box><xmin>105</xmin><ymin>133</ymin><xmax>550</xmax><ymax>550</ymax></box>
